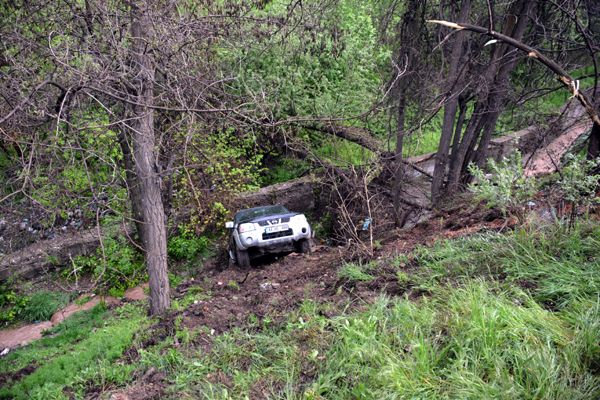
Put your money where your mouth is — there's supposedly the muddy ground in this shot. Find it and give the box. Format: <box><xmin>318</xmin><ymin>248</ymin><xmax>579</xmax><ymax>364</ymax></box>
<box><xmin>100</xmin><ymin>202</ymin><xmax>516</xmax><ymax>399</ymax></box>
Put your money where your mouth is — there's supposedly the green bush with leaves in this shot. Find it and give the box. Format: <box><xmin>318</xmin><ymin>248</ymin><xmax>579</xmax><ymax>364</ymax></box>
<box><xmin>0</xmin><ymin>285</ymin><xmax>29</xmax><ymax>325</ymax></box>
<box><xmin>557</xmin><ymin>154</ymin><xmax>600</xmax><ymax>227</ymax></box>
<box><xmin>20</xmin><ymin>291</ymin><xmax>70</xmax><ymax>322</ymax></box>
<box><xmin>468</xmin><ymin>151</ymin><xmax>536</xmax><ymax>221</ymax></box>
<box><xmin>168</xmin><ymin>232</ymin><xmax>210</xmax><ymax>262</ymax></box>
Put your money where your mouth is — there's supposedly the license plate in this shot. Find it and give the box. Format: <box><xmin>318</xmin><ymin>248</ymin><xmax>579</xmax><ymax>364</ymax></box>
<box><xmin>265</xmin><ymin>224</ymin><xmax>288</xmax><ymax>233</ymax></box>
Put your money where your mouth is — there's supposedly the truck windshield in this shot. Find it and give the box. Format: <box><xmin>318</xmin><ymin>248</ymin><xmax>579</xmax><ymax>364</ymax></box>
<box><xmin>235</xmin><ymin>205</ymin><xmax>290</xmax><ymax>224</ymax></box>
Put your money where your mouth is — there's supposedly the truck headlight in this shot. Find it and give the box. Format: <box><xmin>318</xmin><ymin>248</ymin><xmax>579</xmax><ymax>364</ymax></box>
<box><xmin>238</xmin><ymin>223</ymin><xmax>256</xmax><ymax>233</ymax></box>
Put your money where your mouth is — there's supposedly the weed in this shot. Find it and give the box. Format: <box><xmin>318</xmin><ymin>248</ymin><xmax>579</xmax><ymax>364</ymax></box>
<box><xmin>308</xmin><ymin>283</ymin><xmax>600</xmax><ymax>399</ymax></box>
<box><xmin>0</xmin><ymin>285</ymin><xmax>28</xmax><ymax>325</ymax></box>
<box><xmin>338</xmin><ymin>262</ymin><xmax>375</xmax><ymax>282</ymax></box>
<box><xmin>396</xmin><ymin>271</ymin><xmax>410</xmax><ymax>289</ymax></box>
<box><xmin>557</xmin><ymin>154</ymin><xmax>600</xmax><ymax>228</ymax></box>
<box><xmin>20</xmin><ymin>291</ymin><xmax>70</xmax><ymax>322</ymax></box>
<box><xmin>261</xmin><ymin>157</ymin><xmax>310</xmax><ymax>185</ymax></box>
<box><xmin>69</xmin><ymin>236</ymin><xmax>145</xmax><ymax>296</ymax></box>
<box><xmin>414</xmin><ymin>221</ymin><xmax>600</xmax><ymax>309</ymax></box>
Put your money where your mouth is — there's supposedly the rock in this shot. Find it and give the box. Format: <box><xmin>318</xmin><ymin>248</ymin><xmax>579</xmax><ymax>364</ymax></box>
<box><xmin>109</xmin><ymin>393</ymin><xmax>130</xmax><ymax>400</ymax></box>
<box><xmin>0</xmin><ymin>225</ymin><xmax>132</xmax><ymax>282</ymax></box>
<box><xmin>259</xmin><ymin>281</ymin><xmax>281</xmax><ymax>291</ymax></box>
<box><xmin>1</xmin><ymin>348</ymin><xmax>9</xmax><ymax>356</ymax></box>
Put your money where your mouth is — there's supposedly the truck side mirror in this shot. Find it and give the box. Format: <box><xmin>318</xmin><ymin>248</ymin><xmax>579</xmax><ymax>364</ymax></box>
<box><xmin>225</xmin><ymin>221</ymin><xmax>234</xmax><ymax>229</ymax></box>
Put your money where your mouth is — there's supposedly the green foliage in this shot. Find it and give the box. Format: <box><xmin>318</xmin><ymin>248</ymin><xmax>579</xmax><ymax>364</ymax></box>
<box><xmin>308</xmin><ymin>284</ymin><xmax>599</xmax><ymax>399</ymax></box>
<box><xmin>313</xmin><ymin>136</ymin><xmax>375</xmax><ymax>166</ymax></box>
<box><xmin>413</xmin><ymin>221</ymin><xmax>600</xmax><ymax>310</ymax></box>
<box><xmin>0</xmin><ymin>285</ymin><xmax>29</xmax><ymax>325</ymax></box>
<box><xmin>312</xmin><ymin>211</ymin><xmax>334</xmax><ymax>240</ymax></box>
<box><xmin>338</xmin><ymin>261</ymin><xmax>376</xmax><ymax>282</ymax></box>
<box><xmin>557</xmin><ymin>154</ymin><xmax>600</xmax><ymax>226</ymax></box>
<box><xmin>168</xmin><ymin>231</ymin><xmax>210</xmax><ymax>262</ymax></box>
<box><xmin>69</xmin><ymin>236</ymin><xmax>145</xmax><ymax>296</ymax></box>
<box><xmin>468</xmin><ymin>151</ymin><xmax>537</xmax><ymax>219</ymax></box>
<box><xmin>261</xmin><ymin>157</ymin><xmax>310</xmax><ymax>186</ymax></box>
<box><xmin>202</xmin><ymin>129</ymin><xmax>265</xmax><ymax>193</ymax></box>
<box><xmin>22</xmin><ymin>107</ymin><xmax>127</xmax><ymax>221</ymax></box>
<box><xmin>0</xmin><ymin>289</ymin><xmax>69</xmax><ymax>325</ymax></box>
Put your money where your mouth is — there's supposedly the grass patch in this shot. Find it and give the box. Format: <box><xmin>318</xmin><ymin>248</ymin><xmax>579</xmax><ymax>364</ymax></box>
<box><xmin>20</xmin><ymin>291</ymin><xmax>70</xmax><ymax>322</ymax></box>
<box><xmin>307</xmin><ymin>283</ymin><xmax>599</xmax><ymax>399</ymax></box>
<box><xmin>0</xmin><ymin>303</ymin><xmax>147</xmax><ymax>399</ymax></box>
<box><xmin>313</xmin><ymin>136</ymin><xmax>375</xmax><ymax>166</ymax></box>
<box><xmin>261</xmin><ymin>157</ymin><xmax>310</xmax><ymax>186</ymax></box>
<box><xmin>338</xmin><ymin>261</ymin><xmax>376</xmax><ymax>282</ymax></box>
<box><xmin>157</xmin><ymin>219</ymin><xmax>600</xmax><ymax>398</ymax></box>
<box><xmin>4</xmin><ymin>220</ymin><xmax>599</xmax><ymax>399</ymax></box>
<box><xmin>412</xmin><ymin>221</ymin><xmax>600</xmax><ymax>309</ymax></box>
<box><xmin>158</xmin><ymin>281</ymin><xmax>600</xmax><ymax>399</ymax></box>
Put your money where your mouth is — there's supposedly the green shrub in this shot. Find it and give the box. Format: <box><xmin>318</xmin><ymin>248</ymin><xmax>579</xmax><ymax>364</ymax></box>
<box><xmin>557</xmin><ymin>154</ymin><xmax>600</xmax><ymax>227</ymax></box>
<box><xmin>0</xmin><ymin>285</ymin><xmax>29</xmax><ymax>325</ymax></box>
<box><xmin>168</xmin><ymin>232</ymin><xmax>210</xmax><ymax>261</ymax></box>
<box><xmin>468</xmin><ymin>151</ymin><xmax>536</xmax><ymax>221</ymax></box>
<box><xmin>69</xmin><ymin>236</ymin><xmax>145</xmax><ymax>296</ymax></box>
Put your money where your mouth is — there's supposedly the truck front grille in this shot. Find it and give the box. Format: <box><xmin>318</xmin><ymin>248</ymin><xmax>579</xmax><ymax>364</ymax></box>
<box><xmin>258</xmin><ymin>217</ymin><xmax>290</xmax><ymax>227</ymax></box>
<box><xmin>262</xmin><ymin>229</ymin><xmax>293</xmax><ymax>240</ymax></box>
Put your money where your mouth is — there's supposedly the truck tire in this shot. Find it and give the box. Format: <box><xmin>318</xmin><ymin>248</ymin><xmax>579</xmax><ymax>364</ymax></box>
<box><xmin>296</xmin><ymin>238</ymin><xmax>311</xmax><ymax>254</ymax></box>
<box><xmin>236</xmin><ymin>246</ymin><xmax>251</xmax><ymax>269</ymax></box>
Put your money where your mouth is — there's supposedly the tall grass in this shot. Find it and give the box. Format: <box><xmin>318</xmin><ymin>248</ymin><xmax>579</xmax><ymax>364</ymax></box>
<box><xmin>413</xmin><ymin>222</ymin><xmax>600</xmax><ymax>309</ymax></box>
<box><xmin>309</xmin><ymin>284</ymin><xmax>599</xmax><ymax>399</ymax></box>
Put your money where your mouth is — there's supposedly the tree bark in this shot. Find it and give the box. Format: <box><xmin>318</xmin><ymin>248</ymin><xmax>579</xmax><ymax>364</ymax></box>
<box><xmin>431</xmin><ymin>0</ymin><xmax>470</xmax><ymax>205</ymax></box>
<box><xmin>393</xmin><ymin>95</ymin><xmax>406</xmax><ymax>226</ymax></box>
<box><xmin>129</xmin><ymin>2</ymin><xmax>170</xmax><ymax>315</ymax></box>
<box><xmin>445</xmin><ymin>0</ymin><xmax>535</xmax><ymax>191</ymax></box>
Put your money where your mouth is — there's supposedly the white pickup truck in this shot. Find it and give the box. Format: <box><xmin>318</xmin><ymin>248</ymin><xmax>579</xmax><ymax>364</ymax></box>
<box><xmin>225</xmin><ymin>205</ymin><xmax>312</xmax><ymax>268</ymax></box>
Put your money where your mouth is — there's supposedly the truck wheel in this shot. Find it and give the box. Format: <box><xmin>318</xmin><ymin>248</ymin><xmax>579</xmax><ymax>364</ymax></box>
<box><xmin>296</xmin><ymin>238</ymin><xmax>311</xmax><ymax>254</ymax></box>
<box><xmin>236</xmin><ymin>246</ymin><xmax>251</xmax><ymax>269</ymax></box>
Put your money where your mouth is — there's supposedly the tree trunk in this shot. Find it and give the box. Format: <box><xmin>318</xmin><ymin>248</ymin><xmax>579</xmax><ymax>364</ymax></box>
<box><xmin>431</xmin><ymin>0</ymin><xmax>470</xmax><ymax>205</ymax></box>
<box><xmin>588</xmin><ymin>121</ymin><xmax>600</xmax><ymax>160</ymax></box>
<box><xmin>117</xmin><ymin>130</ymin><xmax>145</xmax><ymax>238</ymax></box>
<box><xmin>129</xmin><ymin>2</ymin><xmax>170</xmax><ymax>315</ymax></box>
<box><xmin>393</xmin><ymin>95</ymin><xmax>406</xmax><ymax>226</ymax></box>
<box><xmin>446</xmin><ymin>0</ymin><xmax>532</xmax><ymax>191</ymax></box>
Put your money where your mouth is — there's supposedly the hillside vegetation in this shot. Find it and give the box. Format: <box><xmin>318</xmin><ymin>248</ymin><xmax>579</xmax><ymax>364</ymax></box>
<box><xmin>1</xmin><ymin>212</ymin><xmax>599</xmax><ymax>398</ymax></box>
<box><xmin>1</xmin><ymin>0</ymin><xmax>599</xmax><ymax>398</ymax></box>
